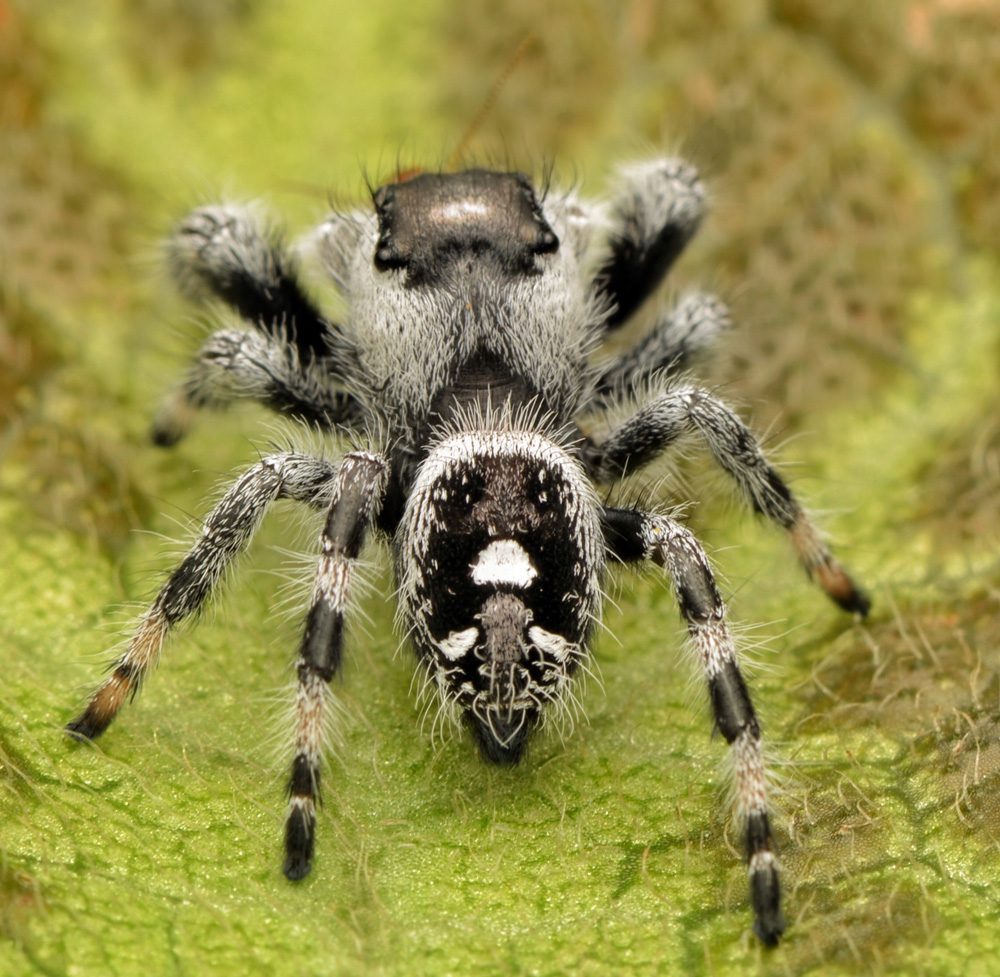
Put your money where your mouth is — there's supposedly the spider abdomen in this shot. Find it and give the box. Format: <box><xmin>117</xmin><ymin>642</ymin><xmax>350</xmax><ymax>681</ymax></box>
<box><xmin>397</xmin><ymin>428</ymin><xmax>604</xmax><ymax>762</ymax></box>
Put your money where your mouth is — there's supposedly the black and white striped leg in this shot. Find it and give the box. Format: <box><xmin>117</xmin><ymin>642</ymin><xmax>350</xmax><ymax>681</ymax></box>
<box><xmin>593</xmin><ymin>292</ymin><xmax>730</xmax><ymax>403</ymax></box>
<box><xmin>66</xmin><ymin>454</ymin><xmax>337</xmax><ymax>741</ymax></box>
<box><xmin>284</xmin><ymin>451</ymin><xmax>389</xmax><ymax>881</ymax></box>
<box><xmin>151</xmin><ymin>328</ymin><xmax>362</xmax><ymax>446</ymax></box>
<box><xmin>586</xmin><ymin>386</ymin><xmax>870</xmax><ymax>616</ymax></box>
<box><xmin>167</xmin><ymin>203</ymin><xmax>354</xmax><ymax>366</ymax></box>
<box><xmin>602</xmin><ymin>506</ymin><xmax>784</xmax><ymax>946</ymax></box>
<box><xmin>593</xmin><ymin>159</ymin><xmax>706</xmax><ymax>331</ymax></box>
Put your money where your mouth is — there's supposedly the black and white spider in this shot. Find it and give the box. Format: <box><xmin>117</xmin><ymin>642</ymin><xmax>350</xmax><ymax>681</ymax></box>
<box><xmin>67</xmin><ymin>159</ymin><xmax>869</xmax><ymax>945</ymax></box>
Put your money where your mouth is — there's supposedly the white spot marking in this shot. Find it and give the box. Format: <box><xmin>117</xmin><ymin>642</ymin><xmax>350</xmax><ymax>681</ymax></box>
<box><xmin>528</xmin><ymin>626</ymin><xmax>577</xmax><ymax>663</ymax></box>
<box><xmin>437</xmin><ymin>627</ymin><xmax>479</xmax><ymax>661</ymax></box>
<box><xmin>470</xmin><ymin>539</ymin><xmax>538</xmax><ymax>588</ymax></box>
<box><xmin>435</xmin><ymin>200</ymin><xmax>491</xmax><ymax>222</ymax></box>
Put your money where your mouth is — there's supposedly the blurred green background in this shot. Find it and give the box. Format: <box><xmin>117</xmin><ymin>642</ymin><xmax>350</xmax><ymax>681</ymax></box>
<box><xmin>2</xmin><ymin>1</ymin><xmax>999</xmax><ymax>974</ymax></box>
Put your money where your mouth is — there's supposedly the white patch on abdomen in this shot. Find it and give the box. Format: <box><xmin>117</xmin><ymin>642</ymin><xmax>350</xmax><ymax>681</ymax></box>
<box><xmin>528</xmin><ymin>626</ymin><xmax>578</xmax><ymax>663</ymax></box>
<box><xmin>470</xmin><ymin>539</ymin><xmax>538</xmax><ymax>589</ymax></box>
<box><xmin>437</xmin><ymin>627</ymin><xmax>479</xmax><ymax>661</ymax></box>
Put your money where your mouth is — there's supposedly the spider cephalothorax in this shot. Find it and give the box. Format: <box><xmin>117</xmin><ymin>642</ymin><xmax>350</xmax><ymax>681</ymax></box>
<box><xmin>68</xmin><ymin>158</ymin><xmax>869</xmax><ymax>945</ymax></box>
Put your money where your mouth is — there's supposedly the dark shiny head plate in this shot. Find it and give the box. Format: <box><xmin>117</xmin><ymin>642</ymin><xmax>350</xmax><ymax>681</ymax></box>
<box><xmin>373</xmin><ymin>169</ymin><xmax>559</xmax><ymax>283</ymax></box>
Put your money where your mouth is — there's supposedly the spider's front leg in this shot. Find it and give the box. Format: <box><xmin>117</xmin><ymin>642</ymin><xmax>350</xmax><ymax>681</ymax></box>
<box><xmin>585</xmin><ymin>386</ymin><xmax>870</xmax><ymax>615</ymax></box>
<box><xmin>66</xmin><ymin>453</ymin><xmax>337</xmax><ymax>740</ymax></box>
<box><xmin>283</xmin><ymin>451</ymin><xmax>389</xmax><ymax>881</ymax></box>
<box><xmin>602</xmin><ymin>506</ymin><xmax>785</xmax><ymax>946</ymax></box>
<box><xmin>157</xmin><ymin>204</ymin><xmax>358</xmax><ymax>445</ymax></box>
<box><xmin>167</xmin><ymin>204</ymin><xmax>344</xmax><ymax>362</ymax></box>
<box><xmin>592</xmin><ymin>159</ymin><xmax>706</xmax><ymax>331</ymax></box>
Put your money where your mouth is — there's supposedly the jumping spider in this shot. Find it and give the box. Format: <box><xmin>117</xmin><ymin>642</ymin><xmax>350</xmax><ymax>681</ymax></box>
<box><xmin>67</xmin><ymin>159</ymin><xmax>869</xmax><ymax>945</ymax></box>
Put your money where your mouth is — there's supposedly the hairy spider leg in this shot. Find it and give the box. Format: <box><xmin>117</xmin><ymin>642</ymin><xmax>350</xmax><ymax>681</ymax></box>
<box><xmin>284</xmin><ymin>451</ymin><xmax>389</xmax><ymax>881</ymax></box>
<box><xmin>601</xmin><ymin>506</ymin><xmax>785</xmax><ymax>946</ymax></box>
<box><xmin>66</xmin><ymin>454</ymin><xmax>337</xmax><ymax>740</ymax></box>
<box><xmin>167</xmin><ymin>204</ymin><xmax>344</xmax><ymax>360</ymax></box>
<box><xmin>591</xmin><ymin>159</ymin><xmax>707</xmax><ymax>331</ymax></box>
<box><xmin>592</xmin><ymin>291</ymin><xmax>731</xmax><ymax>402</ymax></box>
<box><xmin>65</xmin><ymin>158</ymin><xmax>873</xmax><ymax>945</ymax></box>
<box><xmin>585</xmin><ymin>386</ymin><xmax>870</xmax><ymax>615</ymax></box>
<box><xmin>152</xmin><ymin>328</ymin><xmax>362</xmax><ymax>446</ymax></box>
<box><xmin>157</xmin><ymin>204</ymin><xmax>357</xmax><ymax>444</ymax></box>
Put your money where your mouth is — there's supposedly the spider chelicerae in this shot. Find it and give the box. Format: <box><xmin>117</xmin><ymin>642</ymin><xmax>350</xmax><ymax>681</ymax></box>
<box><xmin>67</xmin><ymin>159</ymin><xmax>869</xmax><ymax>945</ymax></box>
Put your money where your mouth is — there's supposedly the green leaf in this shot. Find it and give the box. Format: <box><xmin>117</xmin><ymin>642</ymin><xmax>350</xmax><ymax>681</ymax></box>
<box><xmin>3</xmin><ymin>2</ymin><xmax>1000</xmax><ymax>975</ymax></box>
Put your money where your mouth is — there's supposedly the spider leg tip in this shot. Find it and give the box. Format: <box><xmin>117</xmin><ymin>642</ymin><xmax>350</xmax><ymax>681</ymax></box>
<box><xmin>283</xmin><ymin>804</ymin><xmax>317</xmax><ymax>882</ymax></box>
<box><xmin>754</xmin><ymin>918</ymin><xmax>785</xmax><ymax>947</ymax></box>
<box><xmin>750</xmin><ymin>854</ymin><xmax>784</xmax><ymax>946</ymax></box>
<box><xmin>65</xmin><ymin>712</ymin><xmax>106</xmax><ymax>742</ymax></box>
<box><xmin>834</xmin><ymin>580</ymin><xmax>871</xmax><ymax>618</ymax></box>
<box><xmin>815</xmin><ymin>562</ymin><xmax>871</xmax><ymax>618</ymax></box>
<box><xmin>283</xmin><ymin>854</ymin><xmax>314</xmax><ymax>882</ymax></box>
<box><xmin>150</xmin><ymin>424</ymin><xmax>182</xmax><ymax>448</ymax></box>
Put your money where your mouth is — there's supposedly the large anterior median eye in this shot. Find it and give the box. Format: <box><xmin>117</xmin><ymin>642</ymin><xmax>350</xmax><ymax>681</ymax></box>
<box><xmin>469</xmin><ymin>538</ymin><xmax>538</xmax><ymax>588</ymax></box>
